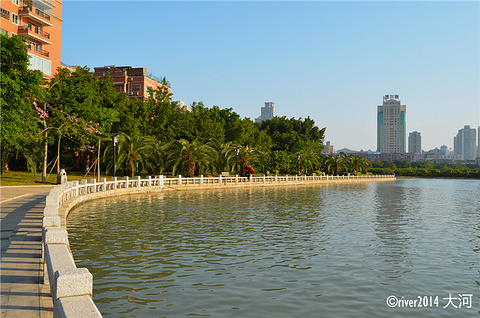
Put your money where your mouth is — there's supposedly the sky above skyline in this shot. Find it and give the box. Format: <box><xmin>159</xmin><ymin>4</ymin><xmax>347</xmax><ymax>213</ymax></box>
<box><xmin>61</xmin><ymin>1</ymin><xmax>479</xmax><ymax>151</ymax></box>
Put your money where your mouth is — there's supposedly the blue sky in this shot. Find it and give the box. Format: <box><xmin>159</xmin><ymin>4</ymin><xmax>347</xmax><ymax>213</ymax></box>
<box><xmin>61</xmin><ymin>1</ymin><xmax>479</xmax><ymax>151</ymax></box>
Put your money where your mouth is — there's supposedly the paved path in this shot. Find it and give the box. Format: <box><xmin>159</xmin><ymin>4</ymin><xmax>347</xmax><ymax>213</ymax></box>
<box><xmin>1</xmin><ymin>186</ymin><xmax>54</xmax><ymax>318</ymax></box>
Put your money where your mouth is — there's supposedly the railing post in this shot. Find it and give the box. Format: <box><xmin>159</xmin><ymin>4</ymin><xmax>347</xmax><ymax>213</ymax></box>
<box><xmin>263</xmin><ymin>174</ymin><xmax>265</xmax><ymax>183</ymax></box>
<box><xmin>112</xmin><ymin>177</ymin><xmax>117</xmax><ymax>189</ymax></box>
<box><xmin>101</xmin><ymin>178</ymin><xmax>106</xmax><ymax>191</ymax></box>
<box><xmin>73</xmin><ymin>181</ymin><xmax>79</xmax><ymax>197</ymax></box>
<box><xmin>136</xmin><ymin>176</ymin><xmax>141</xmax><ymax>187</ymax></box>
<box><xmin>200</xmin><ymin>175</ymin><xmax>203</xmax><ymax>185</ymax></box>
<box><xmin>80</xmin><ymin>179</ymin><xmax>87</xmax><ymax>194</ymax></box>
<box><xmin>124</xmin><ymin>176</ymin><xmax>129</xmax><ymax>188</ymax></box>
<box><xmin>148</xmin><ymin>176</ymin><xmax>152</xmax><ymax>186</ymax></box>
<box><xmin>178</xmin><ymin>175</ymin><xmax>182</xmax><ymax>185</ymax></box>
<box><xmin>90</xmin><ymin>179</ymin><xmax>96</xmax><ymax>193</ymax></box>
<box><xmin>160</xmin><ymin>175</ymin><xmax>164</xmax><ymax>187</ymax></box>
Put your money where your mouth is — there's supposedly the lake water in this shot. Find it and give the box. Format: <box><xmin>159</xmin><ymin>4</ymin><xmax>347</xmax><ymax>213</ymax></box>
<box><xmin>67</xmin><ymin>178</ymin><xmax>480</xmax><ymax>317</ymax></box>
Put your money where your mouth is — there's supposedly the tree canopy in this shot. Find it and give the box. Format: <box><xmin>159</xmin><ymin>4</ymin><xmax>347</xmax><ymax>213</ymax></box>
<box><xmin>1</xmin><ymin>34</ymin><xmax>340</xmax><ymax>178</ymax></box>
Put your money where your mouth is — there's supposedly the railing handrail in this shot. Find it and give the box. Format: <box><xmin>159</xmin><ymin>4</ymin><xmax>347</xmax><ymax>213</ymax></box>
<box><xmin>18</xmin><ymin>23</ymin><xmax>50</xmax><ymax>39</ymax></box>
<box><xmin>54</xmin><ymin>174</ymin><xmax>396</xmax><ymax>205</ymax></box>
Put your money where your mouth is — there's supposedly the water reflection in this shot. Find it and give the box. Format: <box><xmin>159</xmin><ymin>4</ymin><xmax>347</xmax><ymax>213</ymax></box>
<box><xmin>373</xmin><ymin>181</ymin><xmax>413</xmax><ymax>283</ymax></box>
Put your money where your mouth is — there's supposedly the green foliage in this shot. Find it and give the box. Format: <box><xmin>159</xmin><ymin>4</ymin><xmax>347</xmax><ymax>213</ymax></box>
<box><xmin>259</xmin><ymin>116</ymin><xmax>325</xmax><ymax>153</ymax></box>
<box><xmin>0</xmin><ymin>35</ymin><xmax>45</xmax><ymax>171</ymax></box>
<box><xmin>104</xmin><ymin>134</ymin><xmax>160</xmax><ymax>177</ymax></box>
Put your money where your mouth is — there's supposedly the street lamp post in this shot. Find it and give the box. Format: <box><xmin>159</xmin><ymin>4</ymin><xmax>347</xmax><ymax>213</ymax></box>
<box><xmin>235</xmin><ymin>148</ymin><xmax>240</xmax><ymax>176</ymax></box>
<box><xmin>112</xmin><ymin>135</ymin><xmax>118</xmax><ymax>178</ymax></box>
<box><xmin>297</xmin><ymin>154</ymin><xmax>301</xmax><ymax>175</ymax></box>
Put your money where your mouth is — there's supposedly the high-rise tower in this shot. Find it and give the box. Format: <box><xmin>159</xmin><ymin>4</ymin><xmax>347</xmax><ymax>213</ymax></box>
<box><xmin>255</xmin><ymin>102</ymin><xmax>275</xmax><ymax>123</ymax></box>
<box><xmin>454</xmin><ymin>125</ymin><xmax>477</xmax><ymax>160</ymax></box>
<box><xmin>408</xmin><ymin>131</ymin><xmax>422</xmax><ymax>154</ymax></box>
<box><xmin>377</xmin><ymin>95</ymin><xmax>406</xmax><ymax>153</ymax></box>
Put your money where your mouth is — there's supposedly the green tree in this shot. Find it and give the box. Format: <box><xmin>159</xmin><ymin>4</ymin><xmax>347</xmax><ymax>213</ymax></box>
<box><xmin>208</xmin><ymin>140</ymin><xmax>237</xmax><ymax>174</ymax></box>
<box><xmin>0</xmin><ymin>35</ymin><xmax>45</xmax><ymax>172</ymax></box>
<box><xmin>325</xmin><ymin>154</ymin><xmax>343</xmax><ymax>176</ymax></box>
<box><xmin>104</xmin><ymin>134</ymin><xmax>159</xmax><ymax>177</ymax></box>
<box><xmin>165</xmin><ymin>139</ymin><xmax>215</xmax><ymax>177</ymax></box>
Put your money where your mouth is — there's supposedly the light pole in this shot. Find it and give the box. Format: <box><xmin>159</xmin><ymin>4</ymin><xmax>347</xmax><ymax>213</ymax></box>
<box><xmin>112</xmin><ymin>135</ymin><xmax>118</xmax><ymax>178</ymax></box>
<box><xmin>235</xmin><ymin>147</ymin><xmax>240</xmax><ymax>176</ymax></box>
<box><xmin>297</xmin><ymin>154</ymin><xmax>301</xmax><ymax>175</ymax></box>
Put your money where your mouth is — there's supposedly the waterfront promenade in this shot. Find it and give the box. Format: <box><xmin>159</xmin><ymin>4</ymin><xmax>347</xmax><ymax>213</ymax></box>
<box><xmin>1</xmin><ymin>186</ymin><xmax>54</xmax><ymax>318</ymax></box>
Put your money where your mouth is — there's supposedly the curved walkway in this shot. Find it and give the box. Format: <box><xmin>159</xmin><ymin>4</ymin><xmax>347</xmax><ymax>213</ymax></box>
<box><xmin>1</xmin><ymin>186</ymin><xmax>54</xmax><ymax>318</ymax></box>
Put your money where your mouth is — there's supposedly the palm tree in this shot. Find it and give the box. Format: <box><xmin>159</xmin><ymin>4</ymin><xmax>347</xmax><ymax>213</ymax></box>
<box><xmin>325</xmin><ymin>154</ymin><xmax>343</xmax><ymax>176</ymax></box>
<box><xmin>238</xmin><ymin>145</ymin><xmax>261</xmax><ymax>176</ymax></box>
<box><xmin>103</xmin><ymin>134</ymin><xmax>160</xmax><ymax>177</ymax></box>
<box><xmin>350</xmin><ymin>154</ymin><xmax>365</xmax><ymax>174</ymax></box>
<box><xmin>208</xmin><ymin>140</ymin><xmax>236</xmax><ymax>174</ymax></box>
<box><xmin>165</xmin><ymin>139</ymin><xmax>215</xmax><ymax>177</ymax></box>
<box><xmin>340</xmin><ymin>152</ymin><xmax>352</xmax><ymax>174</ymax></box>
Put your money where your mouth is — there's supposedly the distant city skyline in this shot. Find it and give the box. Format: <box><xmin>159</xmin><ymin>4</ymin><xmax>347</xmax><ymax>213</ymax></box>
<box><xmin>61</xmin><ymin>1</ymin><xmax>479</xmax><ymax>151</ymax></box>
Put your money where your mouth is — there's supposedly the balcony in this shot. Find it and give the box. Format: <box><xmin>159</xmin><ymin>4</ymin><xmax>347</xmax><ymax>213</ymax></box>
<box><xmin>18</xmin><ymin>6</ymin><xmax>52</xmax><ymax>26</ymax></box>
<box><xmin>26</xmin><ymin>43</ymin><xmax>49</xmax><ymax>58</ymax></box>
<box><xmin>18</xmin><ymin>24</ymin><xmax>51</xmax><ymax>45</ymax></box>
<box><xmin>0</xmin><ymin>7</ymin><xmax>9</xmax><ymax>20</ymax></box>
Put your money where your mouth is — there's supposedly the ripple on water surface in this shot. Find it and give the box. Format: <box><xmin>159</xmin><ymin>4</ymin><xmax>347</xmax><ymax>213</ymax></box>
<box><xmin>68</xmin><ymin>179</ymin><xmax>480</xmax><ymax>317</ymax></box>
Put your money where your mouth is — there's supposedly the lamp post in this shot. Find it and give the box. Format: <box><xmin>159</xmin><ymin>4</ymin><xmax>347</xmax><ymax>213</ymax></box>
<box><xmin>297</xmin><ymin>154</ymin><xmax>301</xmax><ymax>175</ymax></box>
<box><xmin>112</xmin><ymin>135</ymin><xmax>118</xmax><ymax>178</ymax></box>
<box><xmin>235</xmin><ymin>147</ymin><xmax>240</xmax><ymax>176</ymax></box>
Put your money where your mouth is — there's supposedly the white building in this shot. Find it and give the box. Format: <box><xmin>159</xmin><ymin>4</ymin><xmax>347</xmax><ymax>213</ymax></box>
<box><xmin>175</xmin><ymin>101</ymin><xmax>192</xmax><ymax>112</ymax></box>
<box><xmin>377</xmin><ymin>95</ymin><xmax>406</xmax><ymax>153</ymax></box>
<box><xmin>255</xmin><ymin>102</ymin><xmax>275</xmax><ymax>123</ymax></box>
<box><xmin>454</xmin><ymin>125</ymin><xmax>477</xmax><ymax>160</ymax></box>
<box><xmin>408</xmin><ymin>131</ymin><xmax>422</xmax><ymax>154</ymax></box>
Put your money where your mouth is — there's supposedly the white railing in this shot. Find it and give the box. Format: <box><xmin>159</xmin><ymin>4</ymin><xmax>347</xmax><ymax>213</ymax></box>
<box><xmin>43</xmin><ymin>173</ymin><xmax>394</xmax><ymax>317</ymax></box>
<box><xmin>56</xmin><ymin>174</ymin><xmax>395</xmax><ymax>203</ymax></box>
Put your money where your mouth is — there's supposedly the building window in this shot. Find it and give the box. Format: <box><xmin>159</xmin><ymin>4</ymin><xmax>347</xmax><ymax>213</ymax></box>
<box><xmin>12</xmin><ymin>0</ymin><xmax>19</xmax><ymax>5</ymax></box>
<box><xmin>11</xmin><ymin>13</ymin><xmax>18</xmax><ymax>24</ymax></box>
<box><xmin>1</xmin><ymin>8</ymin><xmax>10</xmax><ymax>20</ymax></box>
<box><xmin>131</xmin><ymin>84</ymin><xmax>141</xmax><ymax>92</ymax></box>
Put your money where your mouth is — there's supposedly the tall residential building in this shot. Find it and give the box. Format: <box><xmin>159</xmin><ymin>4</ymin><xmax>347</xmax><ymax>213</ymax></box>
<box><xmin>478</xmin><ymin>126</ymin><xmax>480</xmax><ymax>159</ymax></box>
<box><xmin>323</xmin><ymin>141</ymin><xmax>335</xmax><ymax>155</ymax></box>
<box><xmin>255</xmin><ymin>102</ymin><xmax>275</xmax><ymax>123</ymax></box>
<box><xmin>93</xmin><ymin>65</ymin><xmax>171</xmax><ymax>101</ymax></box>
<box><xmin>408</xmin><ymin>131</ymin><xmax>422</xmax><ymax>154</ymax></box>
<box><xmin>377</xmin><ymin>95</ymin><xmax>406</xmax><ymax>153</ymax></box>
<box><xmin>1</xmin><ymin>0</ymin><xmax>63</xmax><ymax>77</ymax></box>
<box><xmin>454</xmin><ymin>125</ymin><xmax>477</xmax><ymax>160</ymax></box>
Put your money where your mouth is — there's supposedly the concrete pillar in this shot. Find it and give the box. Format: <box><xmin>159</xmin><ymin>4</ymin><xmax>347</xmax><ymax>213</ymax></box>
<box><xmin>73</xmin><ymin>181</ymin><xmax>79</xmax><ymax>197</ymax></box>
<box><xmin>90</xmin><ymin>179</ymin><xmax>96</xmax><ymax>193</ymax></box>
<box><xmin>100</xmin><ymin>178</ymin><xmax>106</xmax><ymax>191</ymax></box>
<box><xmin>80</xmin><ymin>179</ymin><xmax>87</xmax><ymax>195</ymax></box>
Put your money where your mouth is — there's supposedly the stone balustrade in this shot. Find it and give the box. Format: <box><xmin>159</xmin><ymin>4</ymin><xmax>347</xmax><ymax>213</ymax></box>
<box><xmin>42</xmin><ymin>173</ymin><xmax>395</xmax><ymax>317</ymax></box>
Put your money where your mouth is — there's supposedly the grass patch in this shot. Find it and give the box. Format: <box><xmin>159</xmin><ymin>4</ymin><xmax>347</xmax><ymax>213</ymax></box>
<box><xmin>0</xmin><ymin>170</ymin><xmax>111</xmax><ymax>186</ymax></box>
